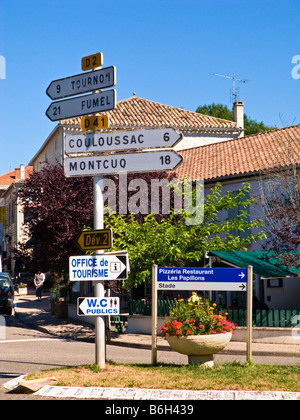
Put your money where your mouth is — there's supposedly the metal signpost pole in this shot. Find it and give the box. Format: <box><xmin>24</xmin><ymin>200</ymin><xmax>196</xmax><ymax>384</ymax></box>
<box><xmin>93</xmin><ymin>175</ymin><xmax>106</xmax><ymax>368</ymax></box>
<box><xmin>151</xmin><ymin>264</ymin><xmax>158</xmax><ymax>365</ymax></box>
<box><xmin>246</xmin><ymin>265</ymin><xmax>253</xmax><ymax>363</ymax></box>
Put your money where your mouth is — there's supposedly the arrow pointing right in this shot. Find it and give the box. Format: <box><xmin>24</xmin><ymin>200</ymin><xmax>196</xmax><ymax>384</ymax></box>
<box><xmin>239</xmin><ymin>284</ymin><xmax>246</xmax><ymax>290</ymax></box>
<box><xmin>65</xmin><ymin>128</ymin><xmax>183</xmax><ymax>154</ymax></box>
<box><xmin>65</xmin><ymin>150</ymin><xmax>183</xmax><ymax>177</ymax></box>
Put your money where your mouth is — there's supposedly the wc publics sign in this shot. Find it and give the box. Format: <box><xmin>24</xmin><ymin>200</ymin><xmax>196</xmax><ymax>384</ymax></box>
<box><xmin>77</xmin><ymin>297</ymin><xmax>120</xmax><ymax>316</ymax></box>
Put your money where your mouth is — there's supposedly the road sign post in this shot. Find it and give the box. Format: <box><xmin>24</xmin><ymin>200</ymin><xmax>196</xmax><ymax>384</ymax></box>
<box><xmin>246</xmin><ymin>265</ymin><xmax>253</xmax><ymax>363</ymax></box>
<box><xmin>93</xmin><ymin>175</ymin><xmax>106</xmax><ymax>369</ymax></box>
<box><xmin>47</xmin><ymin>54</ymin><xmax>119</xmax><ymax>369</ymax></box>
<box><xmin>151</xmin><ymin>264</ymin><xmax>158</xmax><ymax>366</ymax></box>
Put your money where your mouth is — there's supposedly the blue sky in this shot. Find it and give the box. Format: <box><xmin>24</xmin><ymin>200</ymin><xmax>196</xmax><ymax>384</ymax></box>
<box><xmin>1</xmin><ymin>0</ymin><xmax>300</xmax><ymax>174</ymax></box>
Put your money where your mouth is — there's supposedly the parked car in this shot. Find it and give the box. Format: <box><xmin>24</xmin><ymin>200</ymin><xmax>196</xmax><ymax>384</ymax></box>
<box><xmin>0</xmin><ymin>273</ymin><xmax>14</xmax><ymax>315</ymax></box>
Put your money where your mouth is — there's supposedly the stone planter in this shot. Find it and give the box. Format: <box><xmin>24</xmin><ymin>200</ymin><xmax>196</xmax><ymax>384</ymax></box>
<box><xmin>166</xmin><ymin>332</ymin><xmax>232</xmax><ymax>367</ymax></box>
<box><xmin>18</xmin><ymin>287</ymin><xmax>27</xmax><ymax>295</ymax></box>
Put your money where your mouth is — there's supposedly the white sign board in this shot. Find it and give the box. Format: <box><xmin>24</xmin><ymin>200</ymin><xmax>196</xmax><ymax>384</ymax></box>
<box><xmin>46</xmin><ymin>89</ymin><xmax>116</xmax><ymax>121</ymax></box>
<box><xmin>65</xmin><ymin>128</ymin><xmax>183</xmax><ymax>154</ymax></box>
<box><xmin>77</xmin><ymin>297</ymin><xmax>120</xmax><ymax>316</ymax></box>
<box><xmin>46</xmin><ymin>66</ymin><xmax>116</xmax><ymax>100</ymax></box>
<box><xmin>64</xmin><ymin>150</ymin><xmax>183</xmax><ymax>177</ymax></box>
<box><xmin>69</xmin><ymin>254</ymin><xmax>127</xmax><ymax>281</ymax></box>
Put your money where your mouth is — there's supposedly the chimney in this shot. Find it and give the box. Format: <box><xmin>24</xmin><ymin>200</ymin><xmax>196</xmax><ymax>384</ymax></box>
<box><xmin>14</xmin><ymin>164</ymin><xmax>26</xmax><ymax>180</ymax></box>
<box><xmin>15</xmin><ymin>167</ymin><xmax>21</xmax><ymax>180</ymax></box>
<box><xmin>20</xmin><ymin>164</ymin><xmax>25</xmax><ymax>180</ymax></box>
<box><xmin>233</xmin><ymin>101</ymin><xmax>244</xmax><ymax>137</ymax></box>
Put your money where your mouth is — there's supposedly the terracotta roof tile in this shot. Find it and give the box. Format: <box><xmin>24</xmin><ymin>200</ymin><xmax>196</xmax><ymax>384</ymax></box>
<box><xmin>0</xmin><ymin>166</ymin><xmax>33</xmax><ymax>186</ymax></box>
<box><xmin>60</xmin><ymin>96</ymin><xmax>238</xmax><ymax>131</ymax></box>
<box><xmin>175</xmin><ymin>124</ymin><xmax>300</xmax><ymax>181</ymax></box>
<box><xmin>0</xmin><ymin>170</ymin><xmax>15</xmax><ymax>186</ymax></box>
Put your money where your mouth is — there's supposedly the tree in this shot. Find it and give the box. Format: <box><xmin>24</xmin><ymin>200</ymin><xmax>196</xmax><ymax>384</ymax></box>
<box><xmin>258</xmin><ymin>133</ymin><xmax>300</xmax><ymax>269</ymax></box>
<box><xmin>16</xmin><ymin>164</ymin><xmax>94</xmax><ymax>274</ymax></box>
<box><xmin>105</xmin><ymin>182</ymin><xmax>265</xmax><ymax>288</ymax></box>
<box><xmin>196</xmin><ymin>103</ymin><xmax>276</xmax><ymax>136</ymax></box>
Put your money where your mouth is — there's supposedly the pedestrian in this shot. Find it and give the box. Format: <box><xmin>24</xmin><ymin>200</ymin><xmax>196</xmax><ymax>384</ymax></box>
<box><xmin>34</xmin><ymin>270</ymin><xmax>45</xmax><ymax>301</ymax></box>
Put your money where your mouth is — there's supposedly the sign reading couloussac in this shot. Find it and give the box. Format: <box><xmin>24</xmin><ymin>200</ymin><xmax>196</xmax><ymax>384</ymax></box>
<box><xmin>65</xmin><ymin>129</ymin><xmax>182</xmax><ymax>153</ymax></box>
<box><xmin>64</xmin><ymin>128</ymin><xmax>183</xmax><ymax>177</ymax></box>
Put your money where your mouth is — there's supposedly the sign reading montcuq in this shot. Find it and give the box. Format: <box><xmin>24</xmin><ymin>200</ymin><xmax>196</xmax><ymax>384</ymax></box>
<box><xmin>64</xmin><ymin>149</ymin><xmax>183</xmax><ymax>177</ymax></box>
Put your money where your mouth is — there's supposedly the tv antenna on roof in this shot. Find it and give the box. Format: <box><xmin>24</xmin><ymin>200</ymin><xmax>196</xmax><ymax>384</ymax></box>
<box><xmin>213</xmin><ymin>73</ymin><xmax>249</xmax><ymax>103</ymax></box>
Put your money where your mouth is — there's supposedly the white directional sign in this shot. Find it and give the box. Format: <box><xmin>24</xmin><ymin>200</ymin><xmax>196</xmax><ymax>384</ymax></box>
<box><xmin>77</xmin><ymin>297</ymin><xmax>120</xmax><ymax>316</ymax></box>
<box><xmin>69</xmin><ymin>254</ymin><xmax>127</xmax><ymax>281</ymax></box>
<box><xmin>65</xmin><ymin>128</ymin><xmax>183</xmax><ymax>154</ymax></box>
<box><xmin>46</xmin><ymin>66</ymin><xmax>116</xmax><ymax>100</ymax></box>
<box><xmin>46</xmin><ymin>89</ymin><xmax>116</xmax><ymax>121</ymax></box>
<box><xmin>64</xmin><ymin>150</ymin><xmax>183</xmax><ymax>177</ymax></box>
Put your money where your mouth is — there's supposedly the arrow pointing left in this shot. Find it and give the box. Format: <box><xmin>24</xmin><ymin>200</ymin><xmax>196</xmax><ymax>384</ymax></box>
<box><xmin>77</xmin><ymin>297</ymin><xmax>120</xmax><ymax>316</ymax></box>
<box><xmin>46</xmin><ymin>89</ymin><xmax>116</xmax><ymax>121</ymax></box>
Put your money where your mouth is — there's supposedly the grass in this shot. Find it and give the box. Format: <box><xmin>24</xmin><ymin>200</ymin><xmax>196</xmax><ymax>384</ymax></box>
<box><xmin>25</xmin><ymin>362</ymin><xmax>300</xmax><ymax>392</ymax></box>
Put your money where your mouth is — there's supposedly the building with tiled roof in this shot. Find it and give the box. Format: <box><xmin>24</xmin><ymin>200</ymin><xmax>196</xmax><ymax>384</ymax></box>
<box><xmin>173</xmin><ymin>124</ymin><xmax>300</xmax><ymax>311</ymax></box>
<box><xmin>26</xmin><ymin>96</ymin><xmax>300</xmax><ymax>309</ymax></box>
<box><xmin>61</xmin><ymin>96</ymin><xmax>239</xmax><ymax>132</ymax></box>
<box><xmin>175</xmin><ymin>124</ymin><xmax>300</xmax><ymax>182</ymax></box>
<box><xmin>0</xmin><ymin>166</ymin><xmax>33</xmax><ymax>197</ymax></box>
<box><xmin>0</xmin><ymin>165</ymin><xmax>33</xmax><ymax>273</ymax></box>
<box><xmin>29</xmin><ymin>96</ymin><xmax>242</xmax><ymax>171</ymax></box>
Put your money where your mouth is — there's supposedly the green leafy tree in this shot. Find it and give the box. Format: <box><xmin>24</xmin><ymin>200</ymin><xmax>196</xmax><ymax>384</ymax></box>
<box><xmin>196</xmin><ymin>103</ymin><xmax>276</xmax><ymax>136</ymax></box>
<box><xmin>105</xmin><ymin>182</ymin><xmax>265</xmax><ymax>288</ymax></box>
